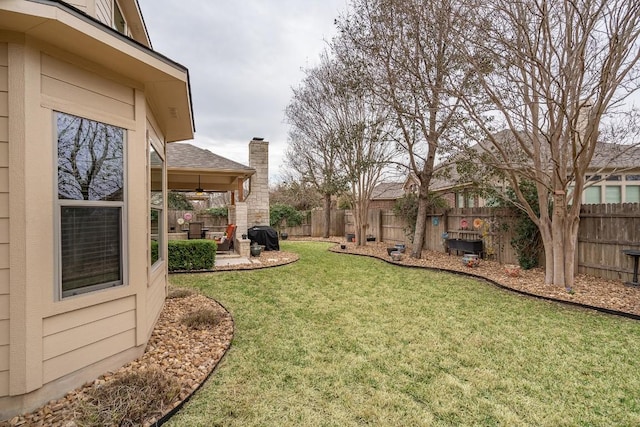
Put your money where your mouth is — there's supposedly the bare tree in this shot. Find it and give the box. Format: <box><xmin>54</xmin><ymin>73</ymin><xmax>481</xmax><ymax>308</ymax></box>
<box><xmin>336</xmin><ymin>0</ymin><xmax>475</xmax><ymax>258</ymax></box>
<box><xmin>328</xmin><ymin>41</ymin><xmax>397</xmax><ymax>246</ymax></box>
<box><xmin>285</xmin><ymin>57</ymin><xmax>348</xmax><ymax>238</ymax></box>
<box><xmin>459</xmin><ymin>0</ymin><xmax>640</xmax><ymax>287</ymax></box>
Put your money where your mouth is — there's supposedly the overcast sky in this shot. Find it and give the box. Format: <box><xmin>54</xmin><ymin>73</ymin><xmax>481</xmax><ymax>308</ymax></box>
<box><xmin>138</xmin><ymin>0</ymin><xmax>348</xmax><ymax>181</ymax></box>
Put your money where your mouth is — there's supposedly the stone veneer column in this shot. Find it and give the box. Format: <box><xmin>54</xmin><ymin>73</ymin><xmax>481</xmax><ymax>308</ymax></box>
<box><xmin>246</xmin><ymin>139</ymin><xmax>270</xmax><ymax>226</ymax></box>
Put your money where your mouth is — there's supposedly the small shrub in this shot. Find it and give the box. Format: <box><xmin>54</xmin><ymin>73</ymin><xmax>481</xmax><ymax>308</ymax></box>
<box><xmin>270</xmin><ymin>203</ymin><xmax>304</xmax><ymax>231</ymax></box>
<box><xmin>75</xmin><ymin>368</ymin><xmax>181</xmax><ymax>427</ymax></box>
<box><xmin>168</xmin><ymin>240</ymin><xmax>217</xmax><ymax>271</ymax></box>
<box><xmin>181</xmin><ymin>308</ymin><xmax>220</xmax><ymax>330</ymax></box>
<box><xmin>167</xmin><ymin>288</ymin><xmax>193</xmax><ymax>299</ymax></box>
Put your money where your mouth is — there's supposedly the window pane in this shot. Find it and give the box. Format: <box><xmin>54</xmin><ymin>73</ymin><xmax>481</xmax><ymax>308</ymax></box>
<box><xmin>151</xmin><ymin>208</ymin><xmax>161</xmax><ymax>265</ymax></box>
<box><xmin>61</xmin><ymin>207</ymin><xmax>122</xmax><ymax>296</ymax></box>
<box><xmin>626</xmin><ymin>175</ymin><xmax>640</xmax><ymax>181</ymax></box>
<box><xmin>114</xmin><ymin>3</ymin><xmax>126</xmax><ymax>34</ymax></box>
<box><xmin>57</xmin><ymin>112</ymin><xmax>124</xmax><ymax>201</ymax></box>
<box><xmin>605</xmin><ymin>186</ymin><xmax>621</xmax><ymax>203</ymax></box>
<box><xmin>627</xmin><ymin>186</ymin><xmax>640</xmax><ymax>203</ymax></box>
<box><xmin>584</xmin><ymin>186</ymin><xmax>601</xmax><ymax>204</ymax></box>
<box><xmin>150</xmin><ymin>144</ymin><xmax>164</xmax><ymax>266</ymax></box>
<box><xmin>150</xmin><ymin>145</ymin><xmax>163</xmax><ymax>206</ymax></box>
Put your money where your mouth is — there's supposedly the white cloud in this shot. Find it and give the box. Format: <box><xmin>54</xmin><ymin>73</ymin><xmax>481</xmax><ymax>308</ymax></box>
<box><xmin>138</xmin><ymin>0</ymin><xmax>347</xmax><ymax>180</ymax></box>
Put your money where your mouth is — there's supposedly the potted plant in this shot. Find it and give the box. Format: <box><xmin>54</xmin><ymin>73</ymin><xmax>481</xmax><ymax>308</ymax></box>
<box><xmin>250</xmin><ymin>242</ymin><xmax>262</xmax><ymax>257</ymax></box>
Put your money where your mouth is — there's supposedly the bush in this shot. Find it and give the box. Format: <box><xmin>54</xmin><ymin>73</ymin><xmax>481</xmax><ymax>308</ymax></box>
<box><xmin>168</xmin><ymin>240</ymin><xmax>217</xmax><ymax>271</ymax></box>
<box><xmin>203</xmin><ymin>206</ymin><xmax>228</xmax><ymax>218</ymax></box>
<box><xmin>269</xmin><ymin>203</ymin><xmax>304</xmax><ymax>230</ymax></box>
<box><xmin>168</xmin><ymin>191</ymin><xmax>194</xmax><ymax>210</ymax></box>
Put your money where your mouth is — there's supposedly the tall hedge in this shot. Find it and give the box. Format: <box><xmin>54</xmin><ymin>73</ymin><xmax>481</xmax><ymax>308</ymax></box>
<box><xmin>168</xmin><ymin>240</ymin><xmax>217</xmax><ymax>271</ymax></box>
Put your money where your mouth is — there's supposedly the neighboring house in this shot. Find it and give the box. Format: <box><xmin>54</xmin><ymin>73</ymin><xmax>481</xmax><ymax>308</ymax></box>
<box><xmin>370</xmin><ymin>171</ymin><xmax>479</xmax><ymax>209</ymax></box>
<box><xmin>578</xmin><ymin>143</ymin><xmax>640</xmax><ymax>204</ymax></box>
<box><xmin>377</xmin><ymin>140</ymin><xmax>640</xmax><ymax>209</ymax></box>
<box><xmin>0</xmin><ymin>0</ymin><xmax>194</xmax><ymax>419</ymax></box>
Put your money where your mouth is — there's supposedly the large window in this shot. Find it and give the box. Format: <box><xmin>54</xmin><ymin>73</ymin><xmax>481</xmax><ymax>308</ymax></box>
<box><xmin>150</xmin><ymin>142</ymin><xmax>164</xmax><ymax>267</ymax></box>
<box><xmin>57</xmin><ymin>112</ymin><xmax>125</xmax><ymax>297</ymax></box>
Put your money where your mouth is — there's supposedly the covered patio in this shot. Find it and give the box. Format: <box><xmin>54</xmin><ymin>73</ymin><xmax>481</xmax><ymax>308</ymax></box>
<box><xmin>166</xmin><ymin>142</ymin><xmax>256</xmax><ymax>256</ymax></box>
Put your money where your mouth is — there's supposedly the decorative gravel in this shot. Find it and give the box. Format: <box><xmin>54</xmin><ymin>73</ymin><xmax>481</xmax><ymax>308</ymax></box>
<box><xmin>2</xmin><ymin>294</ymin><xmax>234</xmax><ymax>427</ymax></box>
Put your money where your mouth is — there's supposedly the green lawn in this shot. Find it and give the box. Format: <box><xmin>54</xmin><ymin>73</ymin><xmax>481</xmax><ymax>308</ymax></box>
<box><xmin>167</xmin><ymin>241</ymin><xmax>640</xmax><ymax>427</ymax></box>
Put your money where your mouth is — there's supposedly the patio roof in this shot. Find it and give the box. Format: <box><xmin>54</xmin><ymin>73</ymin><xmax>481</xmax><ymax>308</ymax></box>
<box><xmin>166</xmin><ymin>143</ymin><xmax>256</xmax><ymax>192</ymax></box>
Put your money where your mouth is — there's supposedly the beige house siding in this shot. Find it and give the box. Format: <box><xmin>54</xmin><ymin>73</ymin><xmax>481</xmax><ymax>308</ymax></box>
<box><xmin>0</xmin><ymin>0</ymin><xmax>193</xmax><ymax>418</ymax></box>
<box><xmin>0</xmin><ymin>36</ymin><xmax>165</xmax><ymax>417</ymax></box>
<box><xmin>42</xmin><ymin>297</ymin><xmax>136</xmax><ymax>382</ymax></box>
<box><xmin>0</xmin><ymin>42</ymin><xmax>8</xmax><ymax>399</ymax></box>
<box><xmin>37</xmin><ymin>50</ymin><xmax>143</xmax><ymax>381</ymax></box>
<box><xmin>146</xmin><ymin>272</ymin><xmax>166</xmax><ymax>336</ymax></box>
<box><xmin>41</xmin><ymin>54</ymin><xmax>135</xmax><ymax>123</ymax></box>
<box><xmin>95</xmin><ymin>0</ymin><xmax>114</xmax><ymax>27</ymax></box>
<box><xmin>65</xmin><ymin>0</ymin><xmax>90</xmax><ymax>14</ymax></box>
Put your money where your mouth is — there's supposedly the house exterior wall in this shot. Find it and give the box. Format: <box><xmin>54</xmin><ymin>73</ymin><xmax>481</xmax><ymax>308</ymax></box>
<box><xmin>0</xmin><ymin>34</ymin><xmax>169</xmax><ymax>419</ymax></box>
<box><xmin>95</xmin><ymin>0</ymin><xmax>113</xmax><ymax>27</ymax></box>
<box><xmin>369</xmin><ymin>200</ymin><xmax>396</xmax><ymax>210</ymax></box>
<box><xmin>0</xmin><ymin>42</ymin><xmax>9</xmax><ymax>399</ymax></box>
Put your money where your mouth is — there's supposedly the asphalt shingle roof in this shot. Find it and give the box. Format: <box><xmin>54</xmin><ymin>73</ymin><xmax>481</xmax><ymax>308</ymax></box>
<box><xmin>167</xmin><ymin>143</ymin><xmax>254</xmax><ymax>172</ymax></box>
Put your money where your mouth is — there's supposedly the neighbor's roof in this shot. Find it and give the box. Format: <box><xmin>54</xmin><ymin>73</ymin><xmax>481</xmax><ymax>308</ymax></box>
<box><xmin>590</xmin><ymin>142</ymin><xmax>640</xmax><ymax>169</ymax></box>
<box><xmin>371</xmin><ymin>182</ymin><xmax>405</xmax><ymax>200</ymax></box>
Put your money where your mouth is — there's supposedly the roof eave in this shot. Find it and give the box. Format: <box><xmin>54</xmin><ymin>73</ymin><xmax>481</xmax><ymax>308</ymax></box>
<box><xmin>1</xmin><ymin>0</ymin><xmax>195</xmax><ymax>142</ymax></box>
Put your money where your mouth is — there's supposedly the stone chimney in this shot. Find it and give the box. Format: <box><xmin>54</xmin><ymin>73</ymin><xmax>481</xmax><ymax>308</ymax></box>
<box><xmin>246</xmin><ymin>138</ymin><xmax>270</xmax><ymax>226</ymax></box>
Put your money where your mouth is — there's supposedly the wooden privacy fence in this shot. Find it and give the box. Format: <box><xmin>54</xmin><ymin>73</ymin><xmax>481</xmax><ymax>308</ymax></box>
<box><xmin>198</xmin><ymin>203</ymin><xmax>639</xmax><ymax>282</ymax></box>
<box><xmin>293</xmin><ymin>203</ymin><xmax>639</xmax><ymax>282</ymax></box>
<box><xmin>578</xmin><ymin>203</ymin><xmax>640</xmax><ymax>281</ymax></box>
<box><xmin>168</xmin><ymin>210</ymin><xmax>228</xmax><ymax>233</ymax></box>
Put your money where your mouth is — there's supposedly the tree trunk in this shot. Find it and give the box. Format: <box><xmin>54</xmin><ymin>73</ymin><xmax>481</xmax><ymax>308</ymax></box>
<box><xmin>323</xmin><ymin>193</ymin><xmax>331</xmax><ymax>238</ymax></box>
<box><xmin>411</xmin><ymin>194</ymin><xmax>429</xmax><ymax>259</ymax></box>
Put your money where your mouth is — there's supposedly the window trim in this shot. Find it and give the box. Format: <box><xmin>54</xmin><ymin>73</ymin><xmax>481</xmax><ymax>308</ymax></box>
<box><xmin>54</xmin><ymin>111</ymin><xmax>128</xmax><ymax>299</ymax></box>
<box><xmin>113</xmin><ymin>0</ymin><xmax>127</xmax><ymax>35</ymax></box>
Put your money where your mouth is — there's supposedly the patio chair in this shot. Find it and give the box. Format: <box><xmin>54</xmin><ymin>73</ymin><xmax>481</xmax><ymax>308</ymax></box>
<box><xmin>188</xmin><ymin>222</ymin><xmax>204</xmax><ymax>239</ymax></box>
<box><xmin>215</xmin><ymin>224</ymin><xmax>236</xmax><ymax>253</ymax></box>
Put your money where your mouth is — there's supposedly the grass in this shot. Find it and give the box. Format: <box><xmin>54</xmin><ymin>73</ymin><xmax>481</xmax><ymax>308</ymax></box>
<box><xmin>167</xmin><ymin>241</ymin><xmax>640</xmax><ymax>426</ymax></box>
